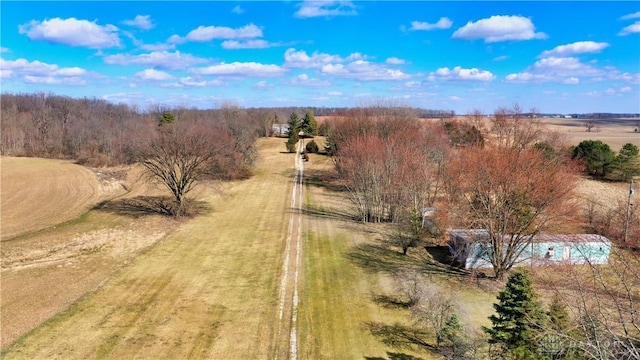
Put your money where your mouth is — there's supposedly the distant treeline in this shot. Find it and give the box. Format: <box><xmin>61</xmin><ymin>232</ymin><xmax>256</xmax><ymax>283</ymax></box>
<box><xmin>0</xmin><ymin>93</ymin><xmax>274</xmax><ymax>176</ymax></box>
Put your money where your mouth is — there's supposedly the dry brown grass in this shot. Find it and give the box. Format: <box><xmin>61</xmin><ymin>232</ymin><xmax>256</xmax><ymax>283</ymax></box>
<box><xmin>0</xmin><ymin>157</ymin><xmax>125</xmax><ymax>240</ymax></box>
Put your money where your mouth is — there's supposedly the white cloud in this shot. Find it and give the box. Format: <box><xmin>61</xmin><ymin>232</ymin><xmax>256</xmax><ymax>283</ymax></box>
<box><xmin>19</xmin><ymin>17</ymin><xmax>120</xmax><ymax>49</ymax></box>
<box><xmin>222</xmin><ymin>40</ymin><xmax>277</xmax><ymax>49</ymax></box>
<box><xmin>123</xmin><ymin>15</ymin><xmax>154</xmax><ymax>30</ymax></box>
<box><xmin>586</xmin><ymin>91</ymin><xmax>600</xmax><ymax>97</ymax></box>
<box><xmin>540</xmin><ymin>41</ymin><xmax>609</xmax><ymax>57</ymax></box>
<box><xmin>1</xmin><ymin>58</ymin><xmax>89</xmax><ymax>85</ymax></box>
<box><xmin>253</xmin><ymin>81</ymin><xmax>274</xmax><ymax>90</ymax></box>
<box><xmin>0</xmin><ymin>47</ymin><xmax>9</xmax><ymax>53</ymax></box>
<box><xmin>449</xmin><ymin>96</ymin><xmax>463</xmax><ymax>101</ymax></box>
<box><xmin>139</xmin><ymin>43</ymin><xmax>175</xmax><ymax>52</ymax></box>
<box><xmin>493</xmin><ymin>55</ymin><xmax>508</xmax><ymax>61</ymax></box>
<box><xmin>134</xmin><ymin>68</ymin><xmax>173</xmax><ymax>81</ymax></box>
<box><xmin>452</xmin><ymin>15</ymin><xmax>546</xmax><ymax>43</ymax></box>
<box><xmin>169</xmin><ymin>24</ymin><xmax>262</xmax><ymax>43</ymax></box>
<box><xmin>427</xmin><ymin>66</ymin><xmax>495</xmax><ymax>81</ymax></box>
<box><xmin>295</xmin><ymin>0</ymin><xmax>357</xmax><ymax>18</ymax></box>
<box><xmin>619</xmin><ymin>21</ymin><xmax>640</xmax><ymax>36</ymax></box>
<box><xmin>289</xmin><ymin>73</ymin><xmax>331</xmax><ymax>87</ymax></box>
<box><xmin>321</xmin><ymin>60</ymin><xmax>409</xmax><ymax>81</ymax></box>
<box><xmin>103</xmin><ymin>51</ymin><xmax>208</xmax><ymax>70</ymax></box>
<box><xmin>174</xmin><ymin>77</ymin><xmax>224</xmax><ymax>87</ymax></box>
<box><xmin>621</xmin><ymin>11</ymin><xmax>640</xmax><ymax>20</ymax></box>
<box><xmin>410</xmin><ymin>17</ymin><xmax>452</xmax><ymax>31</ymax></box>
<box><xmin>284</xmin><ymin>48</ymin><xmax>350</xmax><ymax>68</ymax></box>
<box><xmin>563</xmin><ymin>77</ymin><xmax>580</xmax><ymax>85</ymax></box>
<box><xmin>385</xmin><ymin>57</ymin><xmax>406</xmax><ymax>65</ymax></box>
<box><xmin>605</xmin><ymin>88</ymin><xmax>616</xmax><ymax>95</ymax></box>
<box><xmin>620</xmin><ymin>86</ymin><xmax>632</xmax><ymax>93</ymax></box>
<box><xmin>231</xmin><ymin>6</ymin><xmax>245</xmax><ymax>14</ymax></box>
<box><xmin>189</xmin><ymin>62</ymin><xmax>286</xmax><ymax>77</ymax></box>
<box><xmin>328</xmin><ymin>91</ymin><xmax>342</xmax><ymax>96</ymax></box>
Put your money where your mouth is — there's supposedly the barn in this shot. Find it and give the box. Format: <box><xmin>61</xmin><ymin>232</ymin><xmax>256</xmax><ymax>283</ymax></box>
<box><xmin>448</xmin><ymin>229</ymin><xmax>612</xmax><ymax>269</ymax></box>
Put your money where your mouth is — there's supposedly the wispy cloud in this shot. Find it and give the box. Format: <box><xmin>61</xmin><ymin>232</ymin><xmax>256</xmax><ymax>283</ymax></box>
<box><xmin>134</xmin><ymin>68</ymin><xmax>173</xmax><ymax>81</ymax></box>
<box><xmin>19</xmin><ymin>17</ymin><xmax>120</xmax><ymax>49</ymax></box>
<box><xmin>385</xmin><ymin>57</ymin><xmax>406</xmax><ymax>65</ymax></box>
<box><xmin>103</xmin><ymin>51</ymin><xmax>208</xmax><ymax>70</ymax></box>
<box><xmin>620</xmin><ymin>11</ymin><xmax>640</xmax><ymax>20</ymax></box>
<box><xmin>288</xmin><ymin>73</ymin><xmax>331</xmax><ymax>87</ymax></box>
<box><xmin>294</xmin><ymin>1</ymin><xmax>357</xmax><ymax>18</ymax></box>
<box><xmin>284</xmin><ymin>48</ymin><xmax>364</xmax><ymax>68</ymax></box>
<box><xmin>1</xmin><ymin>57</ymin><xmax>90</xmax><ymax>85</ymax></box>
<box><xmin>189</xmin><ymin>62</ymin><xmax>286</xmax><ymax>77</ymax></box>
<box><xmin>619</xmin><ymin>21</ymin><xmax>640</xmax><ymax>36</ymax></box>
<box><xmin>0</xmin><ymin>47</ymin><xmax>10</xmax><ymax>53</ymax></box>
<box><xmin>168</xmin><ymin>24</ymin><xmax>262</xmax><ymax>44</ymax></box>
<box><xmin>452</xmin><ymin>15</ymin><xmax>546</xmax><ymax>43</ymax></box>
<box><xmin>231</xmin><ymin>6</ymin><xmax>245</xmax><ymax>15</ymax></box>
<box><xmin>427</xmin><ymin>66</ymin><xmax>495</xmax><ymax>81</ymax></box>
<box><xmin>409</xmin><ymin>17</ymin><xmax>452</xmax><ymax>31</ymax></box>
<box><xmin>540</xmin><ymin>41</ymin><xmax>609</xmax><ymax>57</ymax></box>
<box><xmin>123</xmin><ymin>15</ymin><xmax>154</xmax><ymax>30</ymax></box>
<box><xmin>222</xmin><ymin>40</ymin><xmax>279</xmax><ymax>49</ymax></box>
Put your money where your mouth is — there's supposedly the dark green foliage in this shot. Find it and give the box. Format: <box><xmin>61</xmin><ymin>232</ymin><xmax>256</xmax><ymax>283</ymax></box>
<box><xmin>533</xmin><ymin>142</ymin><xmax>558</xmax><ymax>161</ymax></box>
<box><xmin>443</xmin><ymin>121</ymin><xmax>484</xmax><ymax>147</ymax></box>
<box><xmin>285</xmin><ymin>136</ymin><xmax>298</xmax><ymax>153</ymax></box>
<box><xmin>284</xmin><ymin>112</ymin><xmax>302</xmax><ymax>153</ymax></box>
<box><xmin>305</xmin><ymin>139</ymin><xmax>319</xmax><ymax>153</ymax></box>
<box><xmin>159</xmin><ymin>111</ymin><xmax>176</xmax><ymax>126</ymax></box>
<box><xmin>615</xmin><ymin>143</ymin><xmax>640</xmax><ymax>181</ymax></box>
<box><xmin>572</xmin><ymin>140</ymin><xmax>617</xmax><ymax>177</ymax></box>
<box><xmin>547</xmin><ymin>294</ymin><xmax>570</xmax><ymax>332</ymax></box>
<box><xmin>301</xmin><ymin>109</ymin><xmax>318</xmax><ymax>137</ymax></box>
<box><xmin>484</xmin><ymin>269</ymin><xmax>547</xmax><ymax>358</ymax></box>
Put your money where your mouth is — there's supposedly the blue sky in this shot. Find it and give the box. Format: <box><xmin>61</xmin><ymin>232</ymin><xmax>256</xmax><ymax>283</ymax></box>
<box><xmin>1</xmin><ymin>1</ymin><xmax>639</xmax><ymax>114</ymax></box>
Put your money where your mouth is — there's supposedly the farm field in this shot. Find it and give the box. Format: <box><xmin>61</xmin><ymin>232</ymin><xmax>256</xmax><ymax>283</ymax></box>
<box><xmin>541</xmin><ymin>117</ymin><xmax>640</xmax><ymax>150</ymax></box>
<box><xmin>0</xmin><ymin>157</ymin><xmax>124</xmax><ymax>241</ymax></box>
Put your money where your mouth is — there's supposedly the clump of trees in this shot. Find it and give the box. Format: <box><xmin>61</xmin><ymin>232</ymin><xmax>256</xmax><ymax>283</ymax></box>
<box><xmin>326</xmin><ymin>105</ymin><xmax>450</xmax><ymax>224</ymax></box>
<box><xmin>572</xmin><ymin>140</ymin><xmax>640</xmax><ymax>181</ymax></box>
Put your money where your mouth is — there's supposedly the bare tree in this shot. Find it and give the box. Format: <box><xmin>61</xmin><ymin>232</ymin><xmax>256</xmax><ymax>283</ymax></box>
<box><xmin>445</xmin><ymin>146</ymin><xmax>578</xmax><ymax>279</ymax></box>
<box><xmin>137</xmin><ymin>122</ymin><xmax>229</xmax><ymax>216</ymax></box>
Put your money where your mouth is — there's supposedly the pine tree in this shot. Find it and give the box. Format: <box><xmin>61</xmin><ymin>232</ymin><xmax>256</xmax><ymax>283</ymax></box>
<box><xmin>301</xmin><ymin>109</ymin><xmax>318</xmax><ymax>137</ymax></box>
<box><xmin>483</xmin><ymin>269</ymin><xmax>547</xmax><ymax>358</ymax></box>
<box><xmin>285</xmin><ymin>112</ymin><xmax>301</xmax><ymax>153</ymax></box>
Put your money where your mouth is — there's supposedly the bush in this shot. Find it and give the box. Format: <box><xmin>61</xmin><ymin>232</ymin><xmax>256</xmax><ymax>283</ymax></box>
<box><xmin>305</xmin><ymin>140</ymin><xmax>319</xmax><ymax>153</ymax></box>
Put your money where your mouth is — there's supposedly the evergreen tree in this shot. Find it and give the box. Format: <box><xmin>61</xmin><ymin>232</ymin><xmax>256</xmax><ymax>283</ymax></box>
<box><xmin>159</xmin><ymin>111</ymin><xmax>176</xmax><ymax>126</ymax></box>
<box><xmin>615</xmin><ymin>143</ymin><xmax>640</xmax><ymax>181</ymax></box>
<box><xmin>285</xmin><ymin>112</ymin><xmax>301</xmax><ymax>153</ymax></box>
<box><xmin>547</xmin><ymin>294</ymin><xmax>570</xmax><ymax>332</ymax></box>
<box><xmin>484</xmin><ymin>269</ymin><xmax>547</xmax><ymax>358</ymax></box>
<box><xmin>301</xmin><ymin>109</ymin><xmax>318</xmax><ymax>137</ymax></box>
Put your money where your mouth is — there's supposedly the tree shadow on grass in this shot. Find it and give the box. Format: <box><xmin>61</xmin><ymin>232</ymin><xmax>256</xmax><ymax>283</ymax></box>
<box><xmin>365</xmin><ymin>322</ymin><xmax>434</xmax><ymax>353</ymax></box>
<box><xmin>372</xmin><ymin>294</ymin><xmax>413</xmax><ymax>309</ymax></box>
<box><xmin>347</xmin><ymin>243</ymin><xmax>467</xmax><ymax>277</ymax></box>
<box><xmin>365</xmin><ymin>352</ymin><xmax>425</xmax><ymax>360</ymax></box>
<box><xmin>95</xmin><ymin>196</ymin><xmax>211</xmax><ymax>218</ymax></box>
<box><xmin>303</xmin><ymin>168</ymin><xmax>347</xmax><ymax>193</ymax></box>
<box><xmin>301</xmin><ymin>203</ymin><xmax>357</xmax><ymax>222</ymax></box>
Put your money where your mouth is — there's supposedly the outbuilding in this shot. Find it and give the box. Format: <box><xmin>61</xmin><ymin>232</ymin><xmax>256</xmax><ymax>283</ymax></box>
<box><xmin>448</xmin><ymin>229</ymin><xmax>612</xmax><ymax>269</ymax></box>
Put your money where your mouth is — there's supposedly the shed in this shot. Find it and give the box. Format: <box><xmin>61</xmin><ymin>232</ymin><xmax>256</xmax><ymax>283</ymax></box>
<box><xmin>448</xmin><ymin>229</ymin><xmax>612</xmax><ymax>269</ymax></box>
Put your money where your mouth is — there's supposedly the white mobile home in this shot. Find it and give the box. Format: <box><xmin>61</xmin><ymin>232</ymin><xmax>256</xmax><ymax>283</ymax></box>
<box><xmin>448</xmin><ymin>229</ymin><xmax>612</xmax><ymax>269</ymax></box>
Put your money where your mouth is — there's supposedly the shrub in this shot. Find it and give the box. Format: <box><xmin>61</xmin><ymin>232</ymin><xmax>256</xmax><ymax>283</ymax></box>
<box><xmin>305</xmin><ymin>140</ymin><xmax>319</xmax><ymax>153</ymax></box>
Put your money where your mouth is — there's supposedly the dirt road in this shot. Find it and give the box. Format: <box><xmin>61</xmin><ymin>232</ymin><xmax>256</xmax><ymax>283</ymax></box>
<box><xmin>274</xmin><ymin>140</ymin><xmax>304</xmax><ymax>360</ymax></box>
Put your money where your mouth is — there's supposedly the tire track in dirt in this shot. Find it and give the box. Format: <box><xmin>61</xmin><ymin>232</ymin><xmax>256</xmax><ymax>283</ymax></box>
<box><xmin>275</xmin><ymin>140</ymin><xmax>304</xmax><ymax>360</ymax></box>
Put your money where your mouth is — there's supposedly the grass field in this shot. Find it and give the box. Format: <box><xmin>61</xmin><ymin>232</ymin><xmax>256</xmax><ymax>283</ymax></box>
<box><xmin>5</xmin><ymin>131</ymin><xmax>622</xmax><ymax>358</ymax></box>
